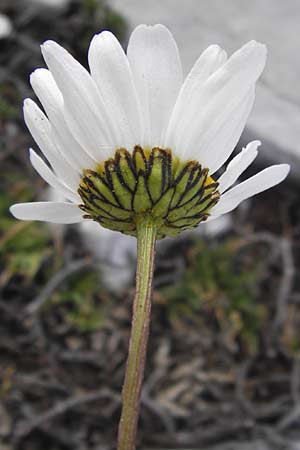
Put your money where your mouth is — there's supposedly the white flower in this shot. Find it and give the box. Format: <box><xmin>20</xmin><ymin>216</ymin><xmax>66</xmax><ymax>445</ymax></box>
<box><xmin>10</xmin><ymin>24</ymin><xmax>289</xmax><ymax>233</ymax></box>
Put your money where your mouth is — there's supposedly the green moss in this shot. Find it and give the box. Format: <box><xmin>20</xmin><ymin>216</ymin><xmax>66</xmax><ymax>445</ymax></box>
<box><xmin>159</xmin><ymin>239</ymin><xmax>263</xmax><ymax>352</ymax></box>
<box><xmin>1</xmin><ymin>171</ymin><xmax>109</xmax><ymax>330</ymax></box>
<box><xmin>0</xmin><ymin>173</ymin><xmax>50</xmax><ymax>280</ymax></box>
<box><xmin>0</xmin><ymin>84</ymin><xmax>20</xmax><ymax>121</ymax></box>
<box><xmin>52</xmin><ymin>271</ymin><xmax>107</xmax><ymax>332</ymax></box>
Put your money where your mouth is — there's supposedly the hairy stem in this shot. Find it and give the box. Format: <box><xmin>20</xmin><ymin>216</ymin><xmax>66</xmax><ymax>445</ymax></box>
<box><xmin>117</xmin><ymin>216</ymin><xmax>157</xmax><ymax>450</ymax></box>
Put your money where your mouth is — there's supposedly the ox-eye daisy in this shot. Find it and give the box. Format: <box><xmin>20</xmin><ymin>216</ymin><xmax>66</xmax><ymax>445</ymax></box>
<box><xmin>10</xmin><ymin>24</ymin><xmax>290</xmax><ymax>450</ymax></box>
<box><xmin>10</xmin><ymin>24</ymin><xmax>289</xmax><ymax>237</ymax></box>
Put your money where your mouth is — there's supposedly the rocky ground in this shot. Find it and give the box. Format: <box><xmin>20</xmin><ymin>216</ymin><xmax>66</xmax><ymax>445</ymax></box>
<box><xmin>1</xmin><ymin>1</ymin><xmax>300</xmax><ymax>450</ymax></box>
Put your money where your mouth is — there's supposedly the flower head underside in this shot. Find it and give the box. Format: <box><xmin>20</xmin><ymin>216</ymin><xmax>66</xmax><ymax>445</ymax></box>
<box><xmin>10</xmin><ymin>24</ymin><xmax>290</xmax><ymax>233</ymax></box>
<box><xmin>78</xmin><ymin>146</ymin><xmax>219</xmax><ymax>238</ymax></box>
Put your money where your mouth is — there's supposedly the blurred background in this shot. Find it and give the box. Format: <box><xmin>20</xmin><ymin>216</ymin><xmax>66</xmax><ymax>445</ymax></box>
<box><xmin>0</xmin><ymin>1</ymin><xmax>299</xmax><ymax>450</ymax></box>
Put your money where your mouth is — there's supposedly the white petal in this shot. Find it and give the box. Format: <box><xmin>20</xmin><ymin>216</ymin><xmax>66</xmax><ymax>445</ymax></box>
<box><xmin>10</xmin><ymin>202</ymin><xmax>84</xmax><ymax>224</ymax></box>
<box><xmin>175</xmin><ymin>41</ymin><xmax>266</xmax><ymax>162</ymax></box>
<box><xmin>29</xmin><ymin>149</ymin><xmax>80</xmax><ymax>203</ymax></box>
<box><xmin>165</xmin><ymin>45</ymin><xmax>227</xmax><ymax>150</ymax></box>
<box><xmin>88</xmin><ymin>31</ymin><xmax>143</xmax><ymax>149</ymax></box>
<box><xmin>211</xmin><ymin>164</ymin><xmax>290</xmax><ymax>217</ymax></box>
<box><xmin>41</xmin><ymin>40</ymin><xmax>116</xmax><ymax>161</ymax></box>
<box><xmin>127</xmin><ymin>24</ymin><xmax>183</xmax><ymax>148</ymax></box>
<box><xmin>202</xmin><ymin>87</ymin><xmax>255</xmax><ymax>173</ymax></box>
<box><xmin>23</xmin><ymin>99</ymin><xmax>80</xmax><ymax>190</ymax></box>
<box><xmin>217</xmin><ymin>140</ymin><xmax>260</xmax><ymax>193</ymax></box>
<box><xmin>179</xmin><ymin>45</ymin><xmax>227</xmax><ymax>103</ymax></box>
<box><xmin>30</xmin><ymin>69</ymin><xmax>96</xmax><ymax>170</ymax></box>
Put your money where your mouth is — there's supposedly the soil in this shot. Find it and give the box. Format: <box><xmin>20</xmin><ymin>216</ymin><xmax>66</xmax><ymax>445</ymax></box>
<box><xmin>1</xmin><ymin>1</ymin><xmax>300</xmax><ymax>450</ymax></box>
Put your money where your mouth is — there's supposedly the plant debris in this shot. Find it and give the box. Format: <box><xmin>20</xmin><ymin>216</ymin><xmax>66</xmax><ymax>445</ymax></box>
<box><xmin>1</xmin><ymin>2</ymin><xmax>300</xmax><ymax>450</ymax></box>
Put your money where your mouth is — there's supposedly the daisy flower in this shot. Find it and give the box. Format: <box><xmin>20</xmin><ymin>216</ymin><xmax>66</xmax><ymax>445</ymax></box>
<box><xmin>9</xmin><ymin>25</ymin><xmax>291</xmax><ymax>450</ymax></box>
<box><xmin>10</xmin><ymin>24</ymin><xmax>289</xmax><ymax>238</ymax></box>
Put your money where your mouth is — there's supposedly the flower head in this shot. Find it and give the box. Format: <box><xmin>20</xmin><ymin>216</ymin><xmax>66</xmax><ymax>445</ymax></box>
<box><xmin>10</xmin><ymin>24</ymin><xmax>290</xmax><ymax>238</ymax></box>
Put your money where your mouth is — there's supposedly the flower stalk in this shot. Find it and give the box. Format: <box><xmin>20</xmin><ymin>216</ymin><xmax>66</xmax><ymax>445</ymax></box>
<box><xmin>117</xmin><ymin>215</ymin><xmax>157</xmax><ymax>450</ymax></box>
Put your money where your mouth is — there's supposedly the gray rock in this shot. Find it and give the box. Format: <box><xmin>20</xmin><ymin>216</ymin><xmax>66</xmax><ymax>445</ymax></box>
<box><xmin>112</xmin><ymin>0</ymin><xmax>300</xmax><ymax>178</ymax></box>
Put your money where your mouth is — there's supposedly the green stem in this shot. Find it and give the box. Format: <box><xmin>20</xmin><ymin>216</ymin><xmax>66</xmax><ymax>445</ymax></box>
<box><xmin>117</xmin><ymin>216</ymin><xmax>157</xmax><ymax>450</ymax></box>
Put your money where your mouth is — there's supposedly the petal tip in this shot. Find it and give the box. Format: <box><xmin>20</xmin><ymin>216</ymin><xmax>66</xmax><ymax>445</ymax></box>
<box><xmin>131</xmin><ymin>23</ymin><xmax>171</xmax><ymax>36</ymax></box>
<box><xmin>9</xmin><ymin>204</ymin><xmax>23</xmax><ymax>220</ymax></box>
<box><xmin>279</xmin><ymin>163</ymin><xmax>290</xmax><ymax>179</ymax></box>
<box><xmin>95</xmin><ymin>29</ymin><xmax>115</xmax><ymax>40</ymax></box>
<box><xmin>23</xmin><ymin>98</ymin><xmax>32</xmax><ymax>109</ymax></box>
<box><xmin>239</xmin><ymin>40</ymin><xmax>267</xmax><ymax>64</ymax></box>
<box><xmin>247</xmin><ymin>39</ymin><xmax>267</xmax><ymax>50</ymax></box>
<box><xmin>29</xmin><ymin>69</ymin><xmax>42</xmax><ymax>86</ymax></box>
<box><xmin>246</xmin><ymin>140</ymin><xmax>261</xmax><ymax>151</ymax></box>
<box><xmin>89</xmin><ymin>29</ymin><xmax>118</xmax><ymax>54</ymax></box>
<box><xmin>30</xmin><ymin>67</ymin><xmax>48</xmax><ymax>80</ymax></box>
<box><xmin>41</xmin><ymin>40</ymin><xmax>64</xmax><ymax>61</ymax></box>
<box><xmin>41</xmin><ymin>39</ymin><xmax>57</xmax><ymax>49</ymax></box>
